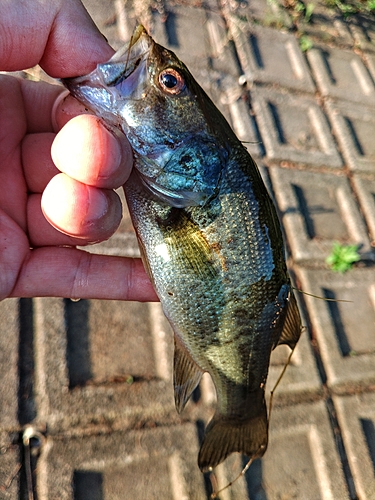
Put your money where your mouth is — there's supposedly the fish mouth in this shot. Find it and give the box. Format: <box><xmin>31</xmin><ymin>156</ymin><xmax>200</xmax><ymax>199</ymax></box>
<box><xmin>62</xmin><ymin>25</ymin><xmax>152</xmax><ymax>116</ymax></box>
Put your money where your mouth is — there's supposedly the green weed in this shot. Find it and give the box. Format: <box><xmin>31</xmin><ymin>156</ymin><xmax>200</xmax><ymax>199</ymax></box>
<box><xmin>299</xmin><ymin>34</ymin><xmax>313</xmax><ymax>50</ymax></box>
<box><xmin>326</xmin><ymin>242</ymin><xmax>361</xmax><ymax>273</ymax></box>
<box><xmin>284</xmin><ymin>0</ymin><xmax>315</xmax><ymax>22</ymax></box>
<box><xmin>323</xmin><ymin>0</ymin><xmax>375</xmax><ymax>17</ymax></box>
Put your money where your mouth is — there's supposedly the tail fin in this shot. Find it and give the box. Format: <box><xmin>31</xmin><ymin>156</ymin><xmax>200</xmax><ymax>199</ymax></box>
<box><xmin>198</xmin><ymin>400</ymin><xmax>268</xmax><ymax>472</ymax></box>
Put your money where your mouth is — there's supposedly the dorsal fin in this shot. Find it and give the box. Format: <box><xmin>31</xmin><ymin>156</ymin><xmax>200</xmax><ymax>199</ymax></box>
<box><xmin>173</xmin><ymin>336</ymin><xmax>204</xmax><ymax>413</ymax></box>
<box><xmin>277</xmin><ymin>291</ymin><xmax>302</xmax><ymax>350</ymax></box>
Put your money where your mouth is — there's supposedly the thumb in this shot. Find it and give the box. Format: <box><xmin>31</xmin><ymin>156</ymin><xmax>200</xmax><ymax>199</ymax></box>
<box><xmin>0</xmin><ymin>0</ymin><xmax>113</xmax><ymax>77</ymax></box>
<box><xmin>40</xmin><ymin>0</ymin><xmax>114</xmax><ymax>77</ymax></box>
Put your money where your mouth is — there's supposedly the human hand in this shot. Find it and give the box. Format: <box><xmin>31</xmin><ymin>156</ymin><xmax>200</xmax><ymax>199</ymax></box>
<box><xmin>0</xmin><ymin>0</ymin><xmax>157</xmax><ymax>302</ymax></box>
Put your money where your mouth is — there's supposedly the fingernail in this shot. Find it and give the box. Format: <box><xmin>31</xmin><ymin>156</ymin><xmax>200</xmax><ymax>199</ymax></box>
<box><xmin>51</xmin><ymin>91</ymin><xmax>91</xmax><ymax>132</ymax></box>
<box><xmin>100</xmin><ymin>124</ymin><xmax>134</xmax><ymax>187</ymax></box>
<box><xmin>98</xmin><ymin>125</ymin><xmax>123</xmax><ymax>179</ymax></box>
<box><xmin>86</xmin><ymin>187</ymin><xmax>110</xmax><ymax>223</ymax></box>
<box><xmin>51</xmin><ymin>90</ymin><xmax>70</xmax><ymax>132</ymax></box>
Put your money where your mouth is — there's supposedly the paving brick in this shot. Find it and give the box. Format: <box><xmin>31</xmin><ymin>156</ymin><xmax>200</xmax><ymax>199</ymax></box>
<box><xmin>352</xmin><ymin>174</ymin><xmax>375</xmax><ymax>244</ymax></box>
<box><xmin>294</xmin><ymin>0</ymin><xmax>352</xmax><ymax>46</ymax></box>
<box><xmin>326</xmin><ymin>100</ymin><xmax>375</xmax><ymax>174</ymax></box>
<box><xmin>229</xmin><ymin>22</ymin><xmax>315</xmax><ymax>92</ymax></box>
<box><xmin>198</xmin><ymin>8</ymin><xmax>240</xmax><ymax>79</ymax></box>
<box><xmin>33</xmin><ymin>297</ymin><xmax>176</xmax><ymax>433</ymax></box>
<box><xmin>222</xmin><ymin>0</ymin><xmax>292</xmax><ymax>29</ymax></box>
<box><xmin>307</xmin><ymin>46</ymin><xmax>375</xmax><ymax>104</ymax></box>
<box><xmin>0</xmin><ymin>299</ymin><xmax>20</xmax><ymax>431</ymax></box>
<box><xmin>348</xmin><ymin>14</ymin><xmax>375</xmax><ymax>53</ymax></box>
<box><xmin>296</xmin><ymin>268</ymin><xmax>375</xmax><ymax>393</ymax></box>
<box><xmin>221</xmin><ymin>88</ymin><xmax>264</xmax><ymax>158</ymax></box>
<box><xmin>152</xmin><ymin>6</ymin><xmax>216</xmax><ymax>70</ymax></box>
<box><xmin>152</xmin><ymin>6</ymin><xmax>238</xmax><ymax>85</ymax></box>
<box><xmin>245</xmin><ymin>401</ymin><xmax>349</xmax><ymax>499</ymax></box>
<box><xmin>363</xmin><ymin>51</ymin><xmax>375</xmax><ymax>87</ymax></box>
<box><xmin>0</xmin><ymin>433</ymin><xmax>20</xmax><ymax>499</ymax></box>
<box><xmin>112</xmin><ymin>0</ymin><xmax>132</xmax><ymax>43</ymax></box>
<box><xmin>269</xmin><ymin>167</ymin><xmax>373</xmax><ymax>262</ymax></box>
<box><xmin>38</xmin><ymin>424</ymin><xmax>206</xmax><ymax>500</ymax></box>
<box><xmin>334</xmin><ymin>392</ymin><xmax>375</xmax><ymax>500</ymax></box>
<box><xmin>252</xmin><ymin>86</ymin><xmax>342</xmax><ymax>168</ymax></box>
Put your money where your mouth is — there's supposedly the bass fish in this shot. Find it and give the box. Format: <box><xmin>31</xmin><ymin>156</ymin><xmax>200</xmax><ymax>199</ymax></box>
<box><xmin>63</xmin><ymin>25</ymin><xmax>302</xmax><ymax>472</ymax></box>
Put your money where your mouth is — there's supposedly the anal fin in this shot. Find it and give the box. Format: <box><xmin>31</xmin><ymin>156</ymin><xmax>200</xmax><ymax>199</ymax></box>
<box><xmin>174</xmin><ymin>336</ymin><xmax>204</xmax><ymax>413</ymax></box>
<box><xmin>277</xmin><ymin>290</ymin><xmax>302</xmax><ymax>350</ymax></box>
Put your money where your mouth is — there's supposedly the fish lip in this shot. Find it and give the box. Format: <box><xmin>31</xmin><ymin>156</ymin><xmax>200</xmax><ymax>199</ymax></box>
<box><xmin>96</xmin><ymin>25</ymin><xmax>152</xmax><ymax>87</ymax></box>
<box><xmin>62</xmin><ymin>25</ymin><xmax>153</xmax><ymax>109</ymax></box>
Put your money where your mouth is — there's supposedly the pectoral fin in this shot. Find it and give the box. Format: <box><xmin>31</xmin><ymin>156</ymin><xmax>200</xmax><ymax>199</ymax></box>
<box><xmin>277</xmin><ymin>291</ymin><xmax>302</xmax><ymax>350</ymax></box>
<box><xmin>174</xmin><ymin>336</ymin><xmax>204</xmax><ymax>413</ymax></box>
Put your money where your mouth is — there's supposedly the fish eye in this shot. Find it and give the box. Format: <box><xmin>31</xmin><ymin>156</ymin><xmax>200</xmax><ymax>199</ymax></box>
<box><xmin>158</xmin><ymin>68</ymin><xmax>185</xmax><ymax>95</ymax></box>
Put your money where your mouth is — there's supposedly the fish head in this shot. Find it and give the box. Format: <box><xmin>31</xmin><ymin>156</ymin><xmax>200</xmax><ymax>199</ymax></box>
<box><xmin>63</xmin><ymin>25</ymin><xmax>234</xmax><ymax>207</ymax></box>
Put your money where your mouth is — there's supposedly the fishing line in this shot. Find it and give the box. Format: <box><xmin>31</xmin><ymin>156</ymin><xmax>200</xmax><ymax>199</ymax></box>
<box><xmin>122</xmin><ymin>26</ymin><xmax>137</xmax><ymax>79</ymax></box>
<box><xmin>268</xmin><ymin>344</ymin><xmax>296</xmax><ymax>419</ymax></box>
<box><xmin>292</xmin><ymin>287</ymin><xmax>352</xmax><ymax>303</ymax></box>
<box><xmin>210</xmin><ymin>455</ymin><xmax>256</xmax><ymax>499</ymax></box>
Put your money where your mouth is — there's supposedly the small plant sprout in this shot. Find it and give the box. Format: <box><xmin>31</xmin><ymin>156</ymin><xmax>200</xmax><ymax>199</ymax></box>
<box><xmin>323</xmin><ymin>0</ymin><xmax>375</xmax><ymax>17</ymax></box>
<box><xmin>299</xmin><ymin>34</ymin><xmax>313</xmax><ymax>51</ymax></box>
<box><xmin>302</xmin><ymin>2</ymin><xmax>315</xmax><ymax>22</ymax></box>
<box><xmin>326</xmin><ymin>242</ymin><xmax>360</xmax><ymax>273</ymax></box>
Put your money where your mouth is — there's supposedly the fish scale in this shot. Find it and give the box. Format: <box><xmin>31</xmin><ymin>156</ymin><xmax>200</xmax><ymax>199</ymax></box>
<box><xmin>63</xmin><ymin>25</ymin><xmax>302</xmax><ymax>472</ymax></box>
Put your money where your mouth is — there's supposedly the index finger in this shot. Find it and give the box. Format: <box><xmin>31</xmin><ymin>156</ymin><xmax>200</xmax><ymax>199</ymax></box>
<box><xmin>10</xmin><ymin>246</ymin><xmax>159</xmax><ymax>302</ymax></box>
<box><xmin>0</xmin><ymin>0</ymin><xmax>114</xmax><ymax>76</ymax></box>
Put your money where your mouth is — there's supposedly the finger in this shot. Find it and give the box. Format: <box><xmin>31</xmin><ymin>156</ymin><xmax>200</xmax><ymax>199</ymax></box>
<box><xmin>22</xmin><ymin>133</ymin><xmax>59</xmax><ymax>193</ymax></box>
<box><xmin>0</xmin><ymin>0</ymin><xmax>113</xmax><ymax>76</ymax></box>
<box><xmin>5</xmin><ymin>76</ymin><xmax>79</xmax><ymax>136</ymax></box>
<box><xmin>41</xmin><ymin>173</ymin><xmax>122</xmax><ymax>241</ymax></box>
<box><xmin>22</xmin><ymin>115</ymin><xmax>133</xmax><ymax>194</ymax></box>
<box><xmin>0</xmin><ymin>76</ymin><xmax>28</xmax><ymax>230</ymax></box>
<box><xmin>0</xmin><ymin>211</ymin><xmax>29</xmax><ymax>300</ymax></box>
<box><xmin>41</xmin><ymin>0</ymin><xmax>115</xmax><ymax>77</ymax></box>
<box><xmin>51</xmin><ymin>114</ymin><xmax>133</xmax><ymax>189</ymax></box>
<box><xmin>27</xmin><ymin>194</ymin><xmax>92</xmax><ymax>247</ymax></box>
<box><xmin>9</xmin><ymin>247</ymin><xmax>158</xmax><ymax>302</ymax></box>
<box><xmin>19</xmin><ymin>77</ymin><xmax>94</xmax><ymax>135</ymax></box>
<box><xmin>52</xmin><ymin>92</ymin><xmax>93</xmax><ymax>131</ymax></box>
<box><xmin>19</xmin><ymin>78</ymin><xmax>65</xmax><ymax>133</ymax></box>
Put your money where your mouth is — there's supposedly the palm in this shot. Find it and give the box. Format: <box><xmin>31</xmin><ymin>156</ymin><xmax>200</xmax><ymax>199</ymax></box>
<box><xmin>0</xmin><ymin>0</ymin><xmax>157</xmax><ymax>303</ymax></box>
<box><xmin>0</xmin><ymin>76</ymin><xmax>43</xmax><ymax>300</ymax></box>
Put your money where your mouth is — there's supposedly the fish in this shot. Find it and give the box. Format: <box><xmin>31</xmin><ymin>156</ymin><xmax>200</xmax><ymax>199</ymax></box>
<box><xmin>63</xmin><ymin>25</ymin><xmax>302</xmax><ymax>472</ymax></box>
